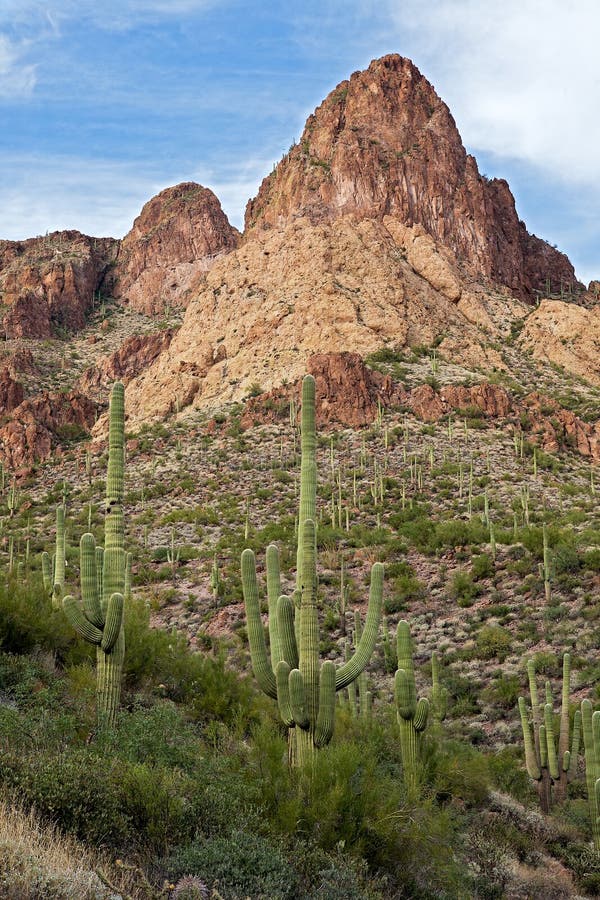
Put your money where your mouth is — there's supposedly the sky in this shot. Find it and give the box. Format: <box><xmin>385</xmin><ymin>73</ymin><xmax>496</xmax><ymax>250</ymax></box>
<box><xmin>0</xmin><ymin>1</ymin><xmax>598</xmax><ymax>285</ymax></box>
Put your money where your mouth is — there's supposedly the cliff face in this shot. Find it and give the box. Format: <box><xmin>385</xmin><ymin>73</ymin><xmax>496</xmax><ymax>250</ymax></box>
<box><xmin>113</xmin><ymin>183</ymin><xmax>240</xmax><ymax>315</ymax></box>
<box><xmin>245</xmin><ymin>55</ymin><xmax>577</xmax><ymax>302</ymax></box>
<box><xmin>0</xmin><ymin>232</ymin><xmax>117</xmax><ymax>338</ymax></box>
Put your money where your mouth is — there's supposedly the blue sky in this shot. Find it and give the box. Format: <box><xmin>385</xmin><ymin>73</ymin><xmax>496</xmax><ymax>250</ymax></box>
<box><xmin>1</xmin><ymin>0</ymin><xmax>598</xmax><ymax>285</ymax></box>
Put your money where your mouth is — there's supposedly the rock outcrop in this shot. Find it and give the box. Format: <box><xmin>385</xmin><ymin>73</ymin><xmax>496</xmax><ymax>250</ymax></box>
<box><xmin>123</xmin><ymin>214</ymin><xmax>527</xmax><ymax>425</ymax></box>
<box><xmin>0</xmin><ymin>368</ymin><xmax>24</xmax><ymax>416</ymax></box>
<box><xmin>245</xmin><ymin>55</ymin><xmax>577</xmax><ymax>303</ymax></box>
<box><xmin>0</xmin><ymin>391</ymin><xmax>99</xmax><ymax>470</ymax></box>
<box><xmin>0</xmin><ymin>232</ymin><xmax>117</xmax><ymax>338</ymax></box>
<box><xmin>241</xmin><ymin>352</ymin><xmax>600</xmax><ymax>462</ymax></box>
<box><xmin>77</xmin><ymin>329</ymin><xmax>175</xmax><ymax>397</ymax></box>
<box><xmin>113</xmin><ymin>183</ymin><xmax>239</xmax><ymax>315</ymax></box>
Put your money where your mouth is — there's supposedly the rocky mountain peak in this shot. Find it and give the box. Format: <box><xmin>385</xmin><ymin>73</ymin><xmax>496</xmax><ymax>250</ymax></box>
<box><xmin>113</xmin><ymin>182</ymin><xmax>240</xmax><ymax>315</ymax></box>
<box><xmin>245</xmin><ymin>54</ymin><xmax>577</xmax><ymax>302</ymax></box>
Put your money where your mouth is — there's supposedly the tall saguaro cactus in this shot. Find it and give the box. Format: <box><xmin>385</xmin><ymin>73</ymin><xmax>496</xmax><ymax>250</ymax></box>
<box><xmin>581</xmin><ymin>699</ymin><xmax>600</xmax><ymax>850</ymax></box>
<box><xmin>242</xmin><ymin>375</ymin><xmax>383</xmax><ymax>767</ymax></box>
<box><xmin>395</xmin><ymin>620</ymin><xmax>429</xmax><ymax>797</ymax></box>
<box><xmin>42</xmin><ymin>504</ymin><xmax>67</xmax><ymax>607</ymax></box>
<box><xmin>518</xmin><ymin>654</ymin><xmax>580</xmax><ymax>812</ymax></box>
<box><xmin>63</xmin><ymin>383</ymin><xmax>126</xmax><ymax>730</ymax></box>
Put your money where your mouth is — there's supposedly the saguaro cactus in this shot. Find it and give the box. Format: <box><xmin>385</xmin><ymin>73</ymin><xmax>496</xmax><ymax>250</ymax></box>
<box><xmin>63</xmin><ymin>382</ymin><xmax>126</xmax><ymax>730</ymax></box>
<box><xmin>581</xmin><ymin>699</ymin><xmax>600</xmax><ymax>850</ymax></box>
<box><xmin>518</xmin><ymin>654</ymin><xmax>580</xmax><ymax>812</ymax></box>
<box><xmin>242</xmin><ymin>375</ymin><xmax>383</xmax><ymax>767</ymax></box>
<box><xmin>52</xmin><ymin>504</ymin><xmax>66</xmax><ymax>608</ymax></box>
<box><xmin>395</xmin><ymin>620</ymin><xmax>429</xmax><ymax>797</ymax></box>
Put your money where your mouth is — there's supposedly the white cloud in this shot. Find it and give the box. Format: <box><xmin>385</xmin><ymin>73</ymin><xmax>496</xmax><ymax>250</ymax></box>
<box><xmin>0</xmin><ymin>155</ymin><xmax>172</xmax><ymax>239</ymax></box>
<box><xmin>0</xmin><ymin>153</ymin><xmax>264</xmax><ymax>240</ymax></box>
<box><xmin>0</xmin><ymin>34</ymin><xmax>37</xmax><ymax>98</ymax></box>
<box><xmin>383</xmin><ymin>0</ymin><xmax>600</xmax><ymax>187</ymax></box>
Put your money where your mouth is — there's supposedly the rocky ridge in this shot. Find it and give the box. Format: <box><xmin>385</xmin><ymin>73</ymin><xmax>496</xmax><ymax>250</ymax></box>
<box><xmin>242</xmin><ymin>352</ymin><xmax>600</xmax><ymax>463</ymax></box>
<box><xmin>113</xmin><ymin>182</ymin><xmax>239</xmax><ymax>316</ymax></box>
<box><xmin>0</xmin><ymin>232</ymin><xmax>117</xmax><ymax>339</ymax></box>
<box><xmin>245</xmin><ymin>55</ymin><xmax>578</xmax><ymax>303</ymax></box>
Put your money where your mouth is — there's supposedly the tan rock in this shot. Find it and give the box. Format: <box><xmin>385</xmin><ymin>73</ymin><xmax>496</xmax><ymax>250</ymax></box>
<box><xmin>519</xmin><ymin>299</ymin><xmax>600</xmax><ymax>386</ymax></box>
<box><xmin>124</xmin><ymin>216</ymin><xmax>518</xmax><ymax>427</ymax></box>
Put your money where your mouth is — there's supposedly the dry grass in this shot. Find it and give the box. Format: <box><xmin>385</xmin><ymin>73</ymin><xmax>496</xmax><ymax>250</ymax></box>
<box><xmin>0</xmin><ymin>797</ymin><xmax>108</xmax><ymax>898</ymax></box>
<box><xmin>0</xmin><ymin>798</ymin><xmax>164</xmax><ymax>900</ymax></box>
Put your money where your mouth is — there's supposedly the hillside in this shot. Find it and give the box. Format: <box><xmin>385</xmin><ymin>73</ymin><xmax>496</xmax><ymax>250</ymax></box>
<box><xmin>0</xmin><ymin>53</ymin><xmax>599</xmax><ymax>900</ymax></box>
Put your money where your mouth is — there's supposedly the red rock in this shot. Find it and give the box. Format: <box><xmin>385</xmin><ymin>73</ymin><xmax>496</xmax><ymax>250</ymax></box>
<box><xmin>77</xmin><ymin>329</ymin><xmax>175</xmax><ymax>396</ymax></box>
<box><xmin>0</xmin><ymin>390</ymin><xmax>99</xmax><ymax>469</ymax></box>
<box><xmin>0</xmin><ymin>367</ymin><xmax>24</xmax><ymax>414</ymax></box>
<box><xmin>245</xmin><ymin>55</ymin><xmax>578</xmax><ymax>303</ymax></box>
<box><xmin>113</xmin><ymin>183</ymin><xmax>239</xmax><ymax>315</ymax></box>
<box><xmin>440</xmin><ymin>383</ymin><xmax>512</xmax><ymax>418</ymax></box>
<box><xmin>0</xmin><ymin>231</ymin><xmax>117</xmax><ymax>338</ymax></box>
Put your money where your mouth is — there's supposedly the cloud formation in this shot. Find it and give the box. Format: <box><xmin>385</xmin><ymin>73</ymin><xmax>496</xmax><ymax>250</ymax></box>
<box><xmin>0</xmin><ymin>35</ymin><xmax>37</xmax><ymax>98</ymax></box>
<box><xmin>384</xmin><ymin>0</ymin><xmax>600</xmax><ymax>186</ymax></box>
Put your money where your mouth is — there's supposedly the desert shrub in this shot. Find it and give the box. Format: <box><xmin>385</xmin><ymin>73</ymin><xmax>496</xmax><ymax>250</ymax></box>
<box><xmin>449</xmin><ymin>571</ymin><xmax>480</xmax><ymax>607</ymax></box>
<box><xmin>0</xmin><ymin>579</ymin><xmax>76</xmax><ymax>659</ymax></box>
<box><xmin>123</xmin><ymin>597</ymin><xmax>254</xmax><ymax>725</ymax></box>
<box><xmin>166</xmin><ymin>830</ymin><xmax>298</xmax><ymax>900</ymax></box>
<box><xmin>472</xmin><ymin>553</ymin><xmax>494</xmax><ymax>581</ymax></box>
<box><xmin>474</xmin><ymin>626</ymin><xmax>512</xmax><ymax>661</ymax></box>
<box><xmin>583</xmin><ymin>548</ymin><xmax>600</xmax><ymax>572</ymax></box>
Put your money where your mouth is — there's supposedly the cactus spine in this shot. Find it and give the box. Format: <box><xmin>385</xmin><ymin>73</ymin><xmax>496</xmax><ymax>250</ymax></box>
<box><xmin>62</xmin><ymin>382</ymin><xmax>126</xmax><ymax>730</ymax></box>
<box><xmin>581</xmin><ymin>699</ymin><xmax>600</xmax><ymax>850</ymax></box>
<box><xmin>242</xmin><ymin>375</ymin><xmax>383</xmax><ymax>767</ymax></box>
<box><xmin>395</xmin><ymin>620</ymin><xmax>429</xmax><ymax>797</ymax></box>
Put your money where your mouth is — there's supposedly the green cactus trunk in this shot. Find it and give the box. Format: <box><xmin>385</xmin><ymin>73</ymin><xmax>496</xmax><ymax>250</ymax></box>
<box><xmin>63</xmin><ymin>383</ymin><xmax>126</xmax><ymax>731</ymax></box>
<box><xmin>242</xmin><ymin>374</ymin><xmax>383</xmax><ymax>769</ymax></box>
<box><xmin>52</xmin><ymin>504</ymin><xmax>66</xmax><ymax>608</ymax></box>
<box><xmin>581</xmin><ymin>699</ymin><xmax>600</xmax><ymax>850</ymax></box>
<box><xmin>395</xmin><ymin>620</ymin><xmax>429</xmax><ymax>799</ymax></box>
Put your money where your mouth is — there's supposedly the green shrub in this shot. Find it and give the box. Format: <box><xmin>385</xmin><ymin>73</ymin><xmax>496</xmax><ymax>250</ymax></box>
<box><xmin>449</xmin><ymin>571</ymin><xmax>480</xmax><ymax>607</ymax></box>
<box><xmin>474</xmin><ymin>626</ymin><xmax>512</xmax><ymax>661</ymax></box>
<box><xmin>166</xmin><ymin>830</ymin><xmax>298</xmax><ymax>900</ymax></box>
<box><xmin>472</xmin><ymin>553</ymin><xmax>494</xmax><ymax>581</ymax></box>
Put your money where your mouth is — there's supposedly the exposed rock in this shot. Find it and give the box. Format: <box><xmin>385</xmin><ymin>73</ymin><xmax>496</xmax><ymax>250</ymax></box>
<box><xmin>240</xmin><ymin>351</ymin><xmax>600</xmax><ymax>462</ymax></box>
<box><xmin>519</xmin><ymin>299</ymin><xmax>600</xmax><ymax>386</ymax></box>
<box><xmin>113</xmin><ymin>183</ymin><xmax>239</xmax><ymax>315</ymax></box>
<box><xmin>245</xmin><ymin>54</ymin><xmax>578</xmax><ymax>303</ymax></box>
<box><xmin>0</xmin><ymin>368</ymin><xmax>24</xmax><ymax>415</ymax></box>
<box><xmin>124</xmin><ymin>215</ymin><xmax>525</xmax><ymax>426</ymax></box>
<box><xmin>0</xmin><ymin>347</ymin><xmax>36</xmax><ymax>377</ymax></box>
<box><xmin>242</xmin><ymin>352</ymin><xmax>406</xmax><ymax>428</ymax></box>
<box><xmin>440</xmin><ymin>383</ymin><xmax>512</xmax><ymax>419</ymax></box>
<box><xmin>78</xmin><ymin>329</ymin><xmax>175</xmax><ymax>396</ymax></box>
<box><xmin>0</xmin><ymin>231</ymin><xmax>117</xmax><ymax>339</ymax></box>
<box><xmin>0</xmin><ymin>391</ymin><xmax>98</xmax><ymax>469</ymax></box>
<box><xmin>522</xmin><ymin>392</ymin><xmax>600</xmax><ymax>462</ymax></box>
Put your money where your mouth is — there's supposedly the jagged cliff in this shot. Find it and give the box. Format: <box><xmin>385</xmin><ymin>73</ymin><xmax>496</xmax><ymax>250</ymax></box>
<box><xmin>245</xmin><ymin>55</ymin><xmax>578</xmax><ymax>303</ymax></box>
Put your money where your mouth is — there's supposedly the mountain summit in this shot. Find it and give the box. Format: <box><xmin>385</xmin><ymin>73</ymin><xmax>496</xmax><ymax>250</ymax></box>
<box><xmin>246</xmin><ymin>55</ymin><xmax>576</xmax><ymax>302</ymax></box>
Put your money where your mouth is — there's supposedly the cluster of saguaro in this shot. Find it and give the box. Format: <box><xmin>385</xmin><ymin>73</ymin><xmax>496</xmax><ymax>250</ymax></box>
<box><xmin>395</xmin><ymin>620</ymin><xmax>430</xmax><ymax>797</ymax></box>
<box><xmin>518</xmin><ymin>654</ymin><xmax>580</xmax><ymax>813</ymax></box>
<box><xmin>42</xmin><ymin>504</ymin><xmax>66</xmax><ymax>609</ymax></box>
<box><xmin>62</xmin><ymin>382</ymin><xmax>126</xmax><ymax>730</ymax></box>
<box><xmin>242</xmin><ymin>375</ymin><xmax>383</xmax><ymax>767</ymax></box>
